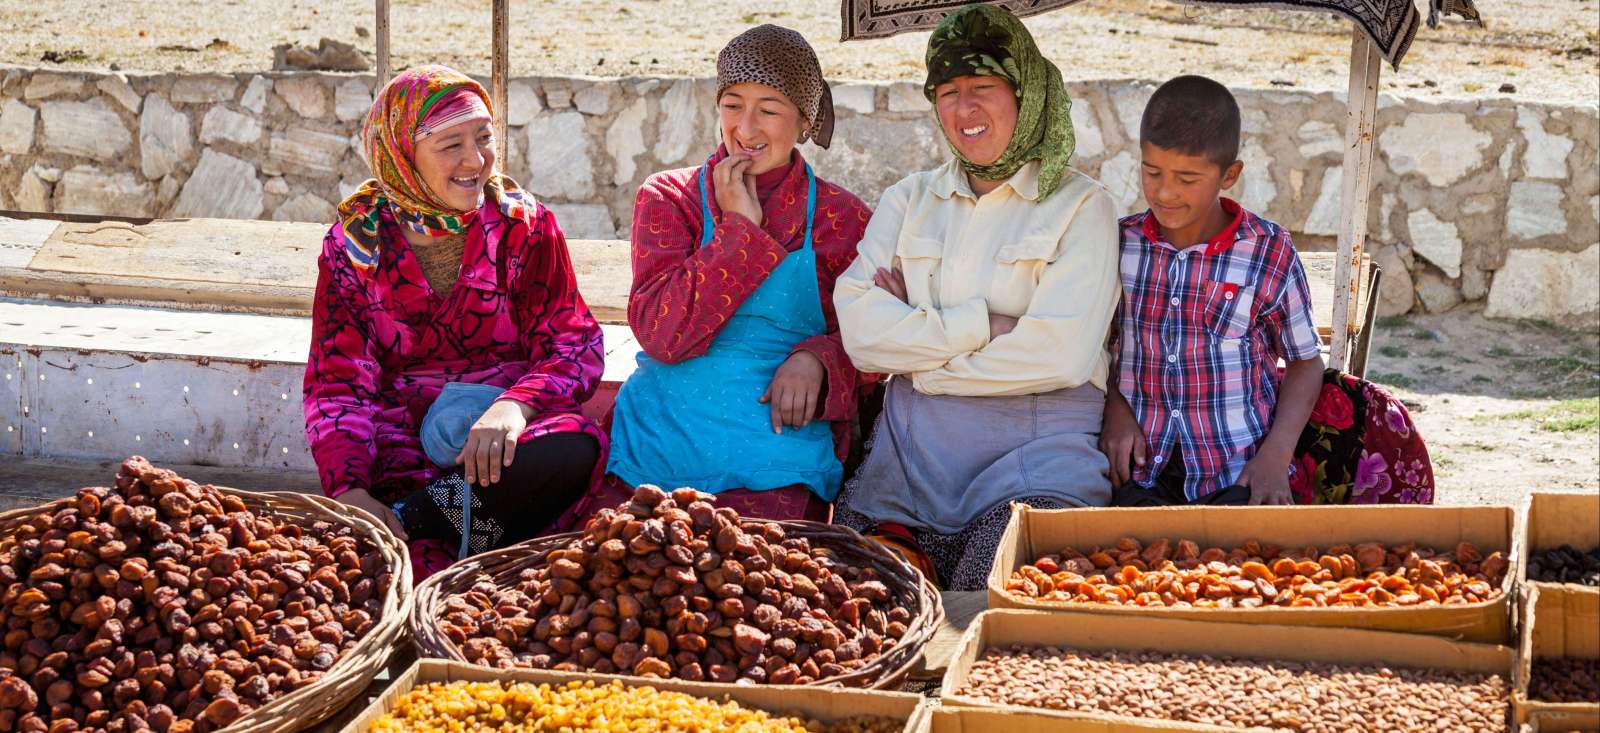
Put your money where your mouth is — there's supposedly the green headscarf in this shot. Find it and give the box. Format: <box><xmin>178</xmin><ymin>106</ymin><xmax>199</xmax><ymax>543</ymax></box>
<box><xmin>923</xmin><ymin>4</ymin><xmax>1075</xmax><ymax>199</ymax></box>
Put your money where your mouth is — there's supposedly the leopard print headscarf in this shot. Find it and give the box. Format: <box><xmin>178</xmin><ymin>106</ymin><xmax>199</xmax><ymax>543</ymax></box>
<box><xmin>716</xmin><ymin>25</ymin><xmax>835</xmax><ymax>149</ymax></box>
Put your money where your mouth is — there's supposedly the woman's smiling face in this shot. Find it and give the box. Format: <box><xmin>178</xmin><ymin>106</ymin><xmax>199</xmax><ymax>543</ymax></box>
<box><xmin>934</xmin><ymin>75</ymin><xmax>1019</xmax><ymax>166</ymax></box>
<box><xmin>412</xmin><ymin>118</ymin><xmax>495</xmax><ymax>212</ymax></box>
<box><xmin>718</xmin><ymin>82</ymin><xmax>803</xmax><ymax>174</ymax></box>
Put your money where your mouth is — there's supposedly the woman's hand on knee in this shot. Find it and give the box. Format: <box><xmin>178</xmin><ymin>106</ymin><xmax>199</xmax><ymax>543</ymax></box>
<box><xmin>336</xmin><ymin>488</ymin><xmax>408</xmax><ymax>540</ymax></box>
<box><xmin>457</xmin><ymin>399</ymin><xmax>532</xmax><ymax>486</ymax></box>
<box><xmin>760</xmin><ymin>351</ymin><xmax>825</xmax><ymax>433</ymax></box>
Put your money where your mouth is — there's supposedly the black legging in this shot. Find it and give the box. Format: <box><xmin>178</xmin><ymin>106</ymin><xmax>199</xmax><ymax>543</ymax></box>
<box><xmin>402</xmin><ymin>432</ymin><xmax>599</xmax><ymax>547</ymax></box>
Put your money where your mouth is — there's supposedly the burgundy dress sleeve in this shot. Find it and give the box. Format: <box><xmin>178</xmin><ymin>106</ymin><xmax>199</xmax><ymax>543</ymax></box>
<box><xmin>302</xmin><ymin>229</ymin><xmax>385</xmax><ymax>500</ymax></box>
<box><xmin>626</xmin><ymin>171</ymin><xmax>788</xmax><ymax>364</ymax></box>
<box><xmin>499</xmin><ymin>204</ymin><xmax>605</xmax><ymax>415</ymax></box>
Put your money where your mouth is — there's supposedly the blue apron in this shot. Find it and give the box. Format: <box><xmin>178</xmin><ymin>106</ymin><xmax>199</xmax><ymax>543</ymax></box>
<box><xmin>607</xmin><ymin>161</ymin><xmax>843</xmax><ymax>500</ymax></box>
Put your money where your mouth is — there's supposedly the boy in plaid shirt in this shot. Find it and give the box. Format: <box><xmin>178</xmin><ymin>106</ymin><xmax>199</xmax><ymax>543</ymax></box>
<box><xmin>1102</xmin><ymin>75</ymin><xmax>1325</xmax><ymax>506</ymax></box>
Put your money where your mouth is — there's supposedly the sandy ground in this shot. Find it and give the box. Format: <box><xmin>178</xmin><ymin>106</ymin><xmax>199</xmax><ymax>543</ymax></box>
<box><xmin>4</xmin><ymin>0</ymin><xmax>1597</xmax><ymax>103</ymax></box>
<box><xmin>1362</xmin><ymin>307</ymin><xmax>1599</xmax><ymax>507</ymax></box>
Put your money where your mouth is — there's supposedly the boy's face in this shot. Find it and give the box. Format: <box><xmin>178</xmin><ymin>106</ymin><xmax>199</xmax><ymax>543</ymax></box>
<box><xmin>1139</xmin><ymin>141</ymin><xmax>1244</xmax><ymax>233</ymax></box>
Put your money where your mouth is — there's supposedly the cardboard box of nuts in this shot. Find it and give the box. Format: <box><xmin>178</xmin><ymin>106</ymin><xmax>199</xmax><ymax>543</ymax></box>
<box><xmin>1519</xmin><ymin>492</ymin><xmax>1600</xmax><ymax>596</ymax></box>
<box><xmin>916</xmin><ymin>706</ymin><xmax>1119</xmax><ymax>733</ymax></box>
<box><xmin>941</xmin><ymin>609</ymin><xmax>1518</xmax><ymax>732</ymax></box>
<box><xmin>987</xmin><ymin>504</ymin><xmax>1516</xmax><ymax>643</ymax></box>
<box><xmin>338</xmin><ymin>659</ymin><xmax>930</xmax><ymax>733</ymax></box>
<box><xmin>1515</xmin><ymin>585</ymin><xmax>1600</xmax><ymax>728</ymax></box>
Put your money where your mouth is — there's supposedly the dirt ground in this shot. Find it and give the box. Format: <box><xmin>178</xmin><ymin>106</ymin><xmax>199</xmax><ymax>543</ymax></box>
<box><xmin>1362</xmin><ymin>307</ymin><xmax>1599</xmax><ymax>507</ymax></box>
<box><xmin>5</xmin><ymin>0</ymin><xmax>1598</xmax><ymax>103</ymax></box>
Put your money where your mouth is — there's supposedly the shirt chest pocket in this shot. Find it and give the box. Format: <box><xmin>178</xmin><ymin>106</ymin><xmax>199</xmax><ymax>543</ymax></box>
<box><xmin>1197</xmin><ymin>281</ymin><xmax>1256</xmax><ymax>341</ymax></box>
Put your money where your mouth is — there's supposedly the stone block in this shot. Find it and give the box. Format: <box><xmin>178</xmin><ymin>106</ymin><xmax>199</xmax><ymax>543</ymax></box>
<box><xmin>1485</xmin><ymin>244</ymin><xmax>1599</xmax><ymax>319</ymax></box>
<box><xmin>1372</xmin><ymin>244</ymin><xmax>1414</xmax><ymax>317</ymax></box>
<box><xmin>886</xmin><ymin>82</ymin><xmax>930</xmax><ymax>113</ymax></box>
<box><xmin>1378</xmin><ymin>113</ymin><xmax>1492</xmax><ymax>186</ymax></box>
<box><xmin>653</xmin><ymin>79</ymin><xmax>708</xmax><ymax>165</ymax></box>
<box><xmin>1414</xmin><ymin>268</ymin><xmax>1462</xmax><ymax>314</ymax></box>
<box><xmin>1516</xmin><ymin>107</ymin><xmax>1573</xmax><ymax>180</ymax></box>
<box><xmin>173</xmin><ymin>149</ymin><xmax>264</xmax><ymax>219</ymax></box>
<box><xmin>1230</xmin><ymin>138</ymin><xmax>1276</xmax><ymax>215</ymax></box>
<box><xmin>800</xmin><ymin>116</ymin><xmax>946</xmax><ymax>210</ymax></box>
<box><xmin>1505</xmin><ymin>181</ymin><xmax>1566</xmax><ymax>240</ymax></box>
<box><xmin>833</xmin><ymin>83</ymin><xmax>876</xmax><ymax>115</ymax></box>
<box><xmin>334</xmin><ymin>78</ymin><xmax>373</xmax><ymax>122</ymax></box>
<box><xmin>13</xmin><ymin>167</ymin><xmax>51</xmax><ymax>212</ymax></box>
<box><xmin>53</xmin><ymin>165</ymin><xmax>155</xmax><ymax>217</ymax></box>
<box><xmin>264</xmin><ymin>177</ymin><xmax>289</xmax><ymax>195</ymax></box>
<box><xmin>1296</xmin><ymin>120</ymin><xmax>1342</xmax><ymax>159</ymax></box>
<box><xmin>240</xmin><ymin>76</ymin><xmax>271</xmax><ymax>114</ymax></box>
<box><xmin>40</xmin><ymin>98</ymin><xmax>132</xmax><ymax>159</ymax></box>
<box><xmin>605</xmin><ymin>97</ymin><xmax>649</xmax><ymax>186</ymax></box>
<box><xmin>1099</xmin><ymin>150</ymin><xmax>1142</xmax><ymax>214</ymax></box>
<box><xmin>524</xmin><ymin>111</ymin><xmax>595</xmax><ymax>200</ymax></box>
<box><xmin>1302</xmin><ymin>166</ymin><xmax>1342</xmax><ymax>236</ymax></box>
<box><xmin>507</xmin><ymin>81</ymin><xmax>543</xmax><ymax>126</ymax></box>
<box><xmin>1109</xmin><ymin>83</ymin><xmax>1156</xmax><ymax>145</ymax></box>
<box><xmin>96</xmin><ymin>74</ymin><xmax>141</xmax><ymax>113</ymax></box>
<box><xmin>138</xmin><ymin>94</ymin><xmax>194</xmax><ymax>180</ymax></box>
<box><xmin>266</xmin><ymin>128</ymin><xmax>349</xmax><ymax>178</ymax></box>
<box><xmin>574</xmin><ymin>84</ymin><xmax>613</xmax><ymax>116</ymax></box>
<box><xmin>275</xmin><ymin>76</ymin><xmax>328</xmax><ymax>119</ymax></box>
<box><xmin>1405</xmin><ymin>208</ymin><xmax>1462</xmax><ymax>278</ymax></box>
<box><xmin>272</xmin><ymin>192</ymin><xmax>336</xmax><ymax>222</ymax></box>
<box><xmin>547</xmin><ymin>202</ymin><xmax>615</xmax><ymax>239</ymax></box>
<box><xmin>1069</xmin><ymin>99</ymin><xmax>1104</xmax><ymax>160</ymax></box>
<box><xmin>544</xmin><ymin>81</ymin><xmax>573</xmax><ymax>109</ymax></box>
<box><xmin>24</xmin><ymin>73</ymin><xmax>85</xmax><ymax>101</ymax></box>
<box><xmin>1460</xmin><ymin>266</ymin><xmax>1489</xmax><ymax>301</ymax></box>
<box><xmin>170</xmin><ymin>75</ymin><xmax>238</xmax><ymax>104</ymax></box>
<box><xmin>0</xmin><ymin>100</ymin><xmax>36</xmax><ymax>155</ymax></box>
<box><xmin>200</xmin><ymin>106</ymin><xmax>263</xmax><ymax>145</ymax></box>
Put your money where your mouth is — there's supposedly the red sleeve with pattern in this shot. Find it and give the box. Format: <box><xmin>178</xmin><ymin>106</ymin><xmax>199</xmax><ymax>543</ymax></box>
<box><xmin>791</xmin><ymin>183</ymin><xmax>878</xmax><ymax>422</ymax></box>
<box><xmin>302</xmin><ymin>230</ymin><xmax>384</xmax><ymax>500</ymax></box>
<box><xmin>627</xmin><ymin>171</ymin><xmax>788</xmax><ymax>364</ymax></box>
<box><xmin>500</xmin><ymin>205</ymin><xmax>605</xmax><ymax>414</ymax></box>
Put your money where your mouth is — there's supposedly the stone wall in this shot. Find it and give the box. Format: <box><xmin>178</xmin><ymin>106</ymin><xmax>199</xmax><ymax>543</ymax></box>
<box><xmin>1</xmin><ymin>65</ymin><xmax>1596</xmax><ymax>319</ymax></box>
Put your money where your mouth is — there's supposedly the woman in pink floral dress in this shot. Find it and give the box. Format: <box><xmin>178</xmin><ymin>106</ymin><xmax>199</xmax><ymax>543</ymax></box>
<box><xmin>1290</xmin><ymin>370</ymin><xmax>1434</xmax><ymax>504</ymax></box>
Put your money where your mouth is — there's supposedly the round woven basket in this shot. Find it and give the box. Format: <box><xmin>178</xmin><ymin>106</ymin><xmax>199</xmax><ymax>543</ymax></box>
<box><xmin>413</xmin><ymin>519</ymin><xmax>941</xmax><ymax>690</ymax></box>
<box><xmin>0</xmin><ymin>486</ymin><xmax>412</xmax><ymax>733</ymax></box>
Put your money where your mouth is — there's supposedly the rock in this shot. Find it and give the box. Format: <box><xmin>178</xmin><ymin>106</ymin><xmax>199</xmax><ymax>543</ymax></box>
<box><xmin>266</xmin><ymin>128</ymin><xmax>349</xmax><ymax>178</ymax></box>
<box><xmin>1296</xmin><ymin>120</ymin><xmax>1342</xmax><ymax>158</ymax></box>
<box><xmin>240</xmin><ymin>75</ymin><xmax>271</xmax><ymax>114</ymax></box>
<box><xmin>264</xmin><ymin>177</ymin><xmax>289</xmax><ymax>195</ymax></box>
<box><xmin>275</xmin><ymin>76</ymin><xmax>328</xmax><ymax>119</ymax></box>
<box><xmin>1230</xmin><ymin>138</ymin><xmax>1276</xmax><ymax>215</ymax></box>
<box><xmin>1378</xmin><ymin>113</ymin><xmax>1492</xmax><ymax>186</ymax></box>
<box><xmin>53</xmin><ymin>165</ymin><xmax>155</xmax><ymax>217</ymax></box>
<box><xmin>1505</xmin><ymin>181</ymin><xmax>1566</xmax><ymax>240</ymax></box>
<box><xmin>1591</xmin><ymin>195</ymin><xmax>1599</xmax><ymax>227</ymax></box>
<box><xmin>1460</xmin><ymin>266</ymin><xmax>1489</xmax><ymax>301</ymax></box>
<box><xmin>24</xmin><ymin>73</ymin><xmax>85</xmax><ymax>101</ymax></box>
<box><xmin>886</xmin><ymin>82</ymin><xmax>929</xmax><ymax>113</ymax></box>
<box><xmin>334</xmin><ymin>78</ymin><xmax>373</xmax><ymax>122</ymax></box>
<box><xmin>1405</xmin><ymin>208</ymin><xmax>1462</xmax><ymax>278</ymax></box>
<box><xmin>574</xmin><ymin>84</ymin><xmax>613</xmax><ymax>116</ymax></box>
<box><xmin>632</xmin><ymin>79</ymin><xmax>662</xmax><ymax>96</ymax></box>
<box><xmin>0</xmin><ymin>100</ymin><xmax>37</xmax><ymax>155</ymax></box>
<box><xmin>1378</xmin><ymin>193</ymin><xmax>1396</xmax><ymax>242</ymax></box>
<box><xmin>271</xmin><ymin>192</ymin><xmax>336</xmax><ymax>222</ymax></box>
<box><xmin>524</xmin><ymin>111</ymin><xmax>595</xmax><ymax>199</ymax></box>
<box><xmin>833</xmin><ymin>84</ymin><xmax>876</xmax><ymax>115</ymax></box>
<box><xmin>13</xmin><ymin>167</ymin><xmax>51</xmax><ymax>212</ymax></box>
<box><xmin>1302</xmin><ymin>166</ymin><xmax>1342</xmax><ymax>236</ymax></box>
<box><xmin>199</xmin><ymin>106</ymin><xmax>262</xmax><ymax>145</ymax></box>
<box><xmin>1413</xmin><ymin>268</ymin><xmax>1462</xmax><ymax>313</ymax></box>
<box><xmin>1461</xmin><ymin>194</ymin><xmax>1496</xmax><ymax>216</ymax></box>
<box><xmin>653</xmin><ymin>79</ymin><xmax>709</xmax><ymax>165</ymax></box>
<box><xmin>157</xmin><ymin>174</ymin><xmax>181</xmax><ymax>207</ymax></box>
<box><xmin>1516</xmin><ymin>107</ymin><xmax>1573</xmax><ymax>180</ymax></box>
<box><xmin>1486</xmin><ymin>244</ymin><xmax>1599</xmax><ymax>319</ymax></box>
<box><xmin>170</xmin><ymin>75</ymin><xmax>238</xmax><ymax>104</ymax></box>
<box><xmin>96</xmin><ymin>74</ymin><xmax>142</xmax><ymax>113</ymax></box>
<box><xmin>800</xmin><ymin>116</ymin><xmax>946</xmax><ymax>209</ymax></box>
<box><xmin>273</xmin><ymin>38</ymin><xmax>370</xmax><ymax>72</ymax></box>
<box><xmin>1069</xmin><ymin>100</ymin><xmax>1105</xmax><ymax>160</ymax></box>
<box><xmin>1372</xmin><ymin>244</ymin><xmax>1414</xmax><ymax>316</ymax></box>
<box><xmin>138</xmin><ymin>95</ymin><xmax>194</xmax><ymax>180</ymax></box>
<box><xmin>544</xmin><ymin>82</ymin><xmax>573</xmax><ymax>110</ymax></box>
<box><xmin>338</xmin><ymin>177</ymin><xmax>366</xmax><ymax>199</ymax></box>
<box><xmin>1109</xmin><ymin>83</ymin><xmax>1156</xmax><ymax>144</ymax></box>
<box><xmin>506</xmin><ymin>81</ymin><xmax>543</xmax><ymax>126</ymax></box>
<box><xmin>173</xmin><ymin>149</ymin><xmax>264</xmax><ymax>219</ymax></box>
<box><xmin>605</xmin><ymin>98</ymin><xmax>649</xmax><ymax>186</ymax></box>
<box><xmin>1499</xmin><ymin>83</ymin><xmax>1517</xmax><ymax>94</ymax></box>
<box><xmin>40</xmin><ymin>98</ymin><xmax>132</xmax><ymax>159</ymax></box>
<box><xmin>546</xmin><ymin>203</ymin><xmax>615</xmax><ymax>239</ymax></box>
<box><xmin>1099</xmin><ymin>150</ymin><xmax>1142</xmax><ymax>214</ymax></box>
<box><xmin>31</xmin><ymin>165</ymin><xmax>61</xmax><ymax>183</ymax></box>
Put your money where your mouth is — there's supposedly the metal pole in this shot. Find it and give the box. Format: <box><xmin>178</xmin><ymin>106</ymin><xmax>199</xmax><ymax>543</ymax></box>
<box><xmin>492</xmin><ymin>0</ymin><xmax>510</xmax><ymax>165</ymax></box>
<box><xmin>1331</xmin><ymin>28</ymin><xmax>1381</xmax><ymax>370</ymax></box>
<box><xmin>375</xmin><ymin>0</ymin><xmax>392</xmax><ymax>87</ymax></box>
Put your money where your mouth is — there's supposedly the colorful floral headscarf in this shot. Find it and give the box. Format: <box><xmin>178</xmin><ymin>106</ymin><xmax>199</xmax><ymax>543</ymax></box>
<box><xmin>337</xmin><ymin>64</ymin><xmax>532</xmax><ymax>273</ymax></box>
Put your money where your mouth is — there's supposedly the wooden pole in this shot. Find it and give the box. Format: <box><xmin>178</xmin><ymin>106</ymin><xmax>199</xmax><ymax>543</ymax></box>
<box><xmin>1331</xmin><ymin>29</ymin><xmax>1381</xmax><ymax>371</ymax></box>
<box><xmin>375</xmin><ymin>0</ymin><xmax>391</xmax><ymax>87</ymax></box>
<box><xmin>492</xmin><ymin>0</ymin><xmax>510</xmax><ymax>165</ymax></box>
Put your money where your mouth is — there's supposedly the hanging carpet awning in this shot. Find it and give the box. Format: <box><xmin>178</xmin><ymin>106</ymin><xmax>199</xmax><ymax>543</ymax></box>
<box><xmin>839</xmin><ymin>0</ymin><xmax>1481</xmax><ymax>68</ymax></box>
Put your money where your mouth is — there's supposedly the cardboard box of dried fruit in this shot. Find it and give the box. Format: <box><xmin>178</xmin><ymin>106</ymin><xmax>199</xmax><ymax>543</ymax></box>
<box><xmin>987</xmin><ymin>503</ymin><xmax>1515</xmax><ymax>643</ymax></box>
<box><xmin>940</xmin><ymin>608</ymin><xmax>1516</xmax><ymax>732</ymax></box>
<box><xmin>1519</xmin><ymin>492</ymin><xmax>1600</xmax><ymax>598</ymax></box>
<box><xmin>1515</xmin><ymin>584</ymin><xmax>1600</xmax><ymax>728</ymax></box>
<box><xmin>338</xmin><ymin>658</ymin><xmax>929</xmax><ymax>733</ymax></box>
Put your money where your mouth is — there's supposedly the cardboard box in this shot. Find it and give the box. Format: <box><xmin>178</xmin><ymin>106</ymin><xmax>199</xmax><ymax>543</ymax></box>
<box><xmin>1526</xmin><ymin>711</ymin><xmax>1600</xmax><ymax>733</ymax></box>
<box><xmin>1515</xmin><ymin>585</ymin><xmax>1600</xmax><ymax>728</ymax></box>
<box><xmin>941</xmin><ymin>609</ymin><xmax>1517</xmax><ymax>732</ymax></box>
<box><xmin>1519</xmin><ymin>492</ymin><xmax>1600</xmax><ymax>597</ymax></box>
<box><xmin>987</xmin><ymin>504</ymin><xmax>1515</xmax><ymax>643</ymax></box>
<box><xmin>338</xmin><ymin>659</ymin><xmax>929</xmax><ymax>733</ymax></box>
<box><xmin>919</xmin><ymin>706</ymin><xmax>1181</xmax><ymax>733</ymax></box>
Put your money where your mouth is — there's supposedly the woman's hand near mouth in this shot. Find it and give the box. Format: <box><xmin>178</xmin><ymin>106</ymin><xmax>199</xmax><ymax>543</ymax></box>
<box><xmin>713</xmin><ymin>152</ymin><xmax>764</xmax><ymax>227</ymax></box>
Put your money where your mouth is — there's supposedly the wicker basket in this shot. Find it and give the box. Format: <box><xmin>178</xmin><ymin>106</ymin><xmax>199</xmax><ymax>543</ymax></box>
<box><xmin>0</xmin><ymin>484</ymin><xmax>413</xmax><ymax>733</ymax></box>
<box><xmin>412</xmin><ymin>519</ymin><xmax>942</xmax><ymax>690</ymax></box>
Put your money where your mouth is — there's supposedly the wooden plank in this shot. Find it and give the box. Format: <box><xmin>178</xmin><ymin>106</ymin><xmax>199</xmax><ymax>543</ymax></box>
<box><xmin>375</xmin><ymin>0</ymin><xmax>391</xmax><ymax>87</ymax></box>
<box><xmin>1331</xmin><ymin>28</ymin><xmax>1382</xmax><ymax>370</ymax></box>
<box><xmin>491</xmin><ymin>0</ymin><xmax>510</xmax><ymax>164</ymax></box>
<box><xmin>910</xmin><ymin>591</ymin><xmax>988</xmax><ymax>680</ymax></box>
<box><xmin>1303</xmin><ymin>251</ymin><xmax>1371</xmax><ymax>343</ymax></box>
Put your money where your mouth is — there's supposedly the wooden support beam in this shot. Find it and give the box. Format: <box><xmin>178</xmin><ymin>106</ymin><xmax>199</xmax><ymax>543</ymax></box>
<box><xmin>375</xmin><ymin>0</ymin><xmax>392</xmax><ymax>87</ymax></box>
<box><xmin>1331</xmin><ymin>29</ymin><xmax>1381</xmax><ymax>371</ymax></box>
<box><xmin>492</xmin><ymin>0</ymin><xmax>510</xmax><ymax>165</ymax></box>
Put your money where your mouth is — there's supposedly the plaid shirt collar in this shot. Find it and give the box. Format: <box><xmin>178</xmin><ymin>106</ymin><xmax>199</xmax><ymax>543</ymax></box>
<box><xmin>1139</xmin><ymin>197</ymin><xmax>1248</xmax><ymax>256</ymax></box>
<box><xmin>930</xmin><ymin>158</ymin><xmax>1042</xmax><ymax>202</ymax></box>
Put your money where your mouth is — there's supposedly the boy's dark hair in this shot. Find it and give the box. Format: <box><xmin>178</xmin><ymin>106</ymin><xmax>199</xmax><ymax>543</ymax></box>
<box><xmin>1139</xmin><ymin>75</ymin><xmax>1241</xmax><ymax>169</ymax></box>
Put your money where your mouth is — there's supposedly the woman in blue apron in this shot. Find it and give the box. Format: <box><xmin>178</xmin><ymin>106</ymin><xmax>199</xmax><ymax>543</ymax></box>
<box><xmin>549</xmin><ymin>25</ymin><xmax>877</xmax><ymax>529</ymax></box>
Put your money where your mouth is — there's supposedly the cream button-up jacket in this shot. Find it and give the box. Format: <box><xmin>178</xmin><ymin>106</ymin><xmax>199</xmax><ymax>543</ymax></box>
<box><xmin>835</xmin><ymin>158</ymin><xmax>1120</xmax><ymax>397</ymax></box>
